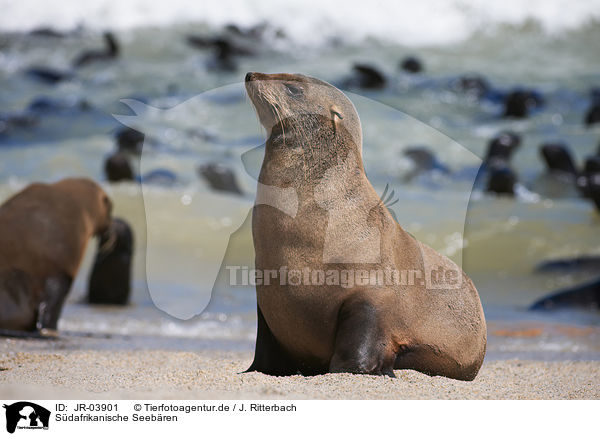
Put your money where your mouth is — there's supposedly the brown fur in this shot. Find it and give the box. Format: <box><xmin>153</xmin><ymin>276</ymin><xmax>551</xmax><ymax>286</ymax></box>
<box><xmin>246</xmin><ymin>72</ymin><xmax>486</xmax><ymax>380</ymax></box>
<box><xmin>0</xmin><ymin>178</ymin><xmax>112</xmax><ymax>332</ymax></box>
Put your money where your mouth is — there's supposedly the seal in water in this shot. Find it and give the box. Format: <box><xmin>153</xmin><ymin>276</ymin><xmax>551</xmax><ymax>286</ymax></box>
<box><xmin>450</xmin><ymin>74</ymin><xmax>490</xmax><ymax>100</ymax></box>
<box><xmin>342</xmin><ymin>64</ymin><xmax>387</xmax><ymax>90</ymax></box>
<box><xmin>0</xmin><ymin>178</ymin><xmax>112</xmax><ymax>335</ymax></box>
<box><xmin>530</xmin><ymin>278</ymin><xmax>600</xmax><ymax>312</ymax></box>
<box><xmin>540</xmin><ymin>143</ymin><xmax>578</xmax><ymax>176</ymax></box>
<box><xmin>72</xmin><ymin>32</ymin><xmax>120</xmax><ymax>68</ymax></box>
<box><xmin>503</xmin><ymin>89</ymin><xmax>544</xmax><ymax>118</ymax></box>
<box><xmin>198</xmin><ymin>162</ymin><xmax>243</xmax><ymax>195</ymax></box>
<box><xmin>399</xmin><ymin>56</ymin><xmax>423</xmax><ymax>74</ymax></box>
<box><xmin>25</xmin><ymin>67</ymin><xmax>73</xmax><ymax>85</ymax></box>
<box><xmin>485</xmin><ymin>132</ymin><xmax>521</xmax><ymax>164</ymax></box>
<box><xmin>486</xmin><ymin>162</ymin><xmax>517</xmax><ymax>196</ymax></box>
<box><xmin>245</xmin><ymin>72</ymin><xmax>486</xmax><ymax>380</ymax></box>
<box><xmin>402</xmin><ymin>146</ymin><xmax>450</xmax><ymax>182</ymax></box>
<box><xmin>585</xmin><ymin>103</ymin><xmax>600</xmax><ymax>127</ymax></box>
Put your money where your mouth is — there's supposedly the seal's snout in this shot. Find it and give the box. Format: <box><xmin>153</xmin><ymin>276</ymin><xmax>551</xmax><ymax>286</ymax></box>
<box><xmin>245</xmin><ymin>72</ymin><xmax>259</xmax><ymax>101</ymax></box>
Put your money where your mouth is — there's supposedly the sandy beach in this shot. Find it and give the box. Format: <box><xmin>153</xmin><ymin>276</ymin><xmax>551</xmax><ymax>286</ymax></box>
<box><xmin>1</xmin><ymin>337</ymin><xmax>598</xmax><ymax>400</ymax></box>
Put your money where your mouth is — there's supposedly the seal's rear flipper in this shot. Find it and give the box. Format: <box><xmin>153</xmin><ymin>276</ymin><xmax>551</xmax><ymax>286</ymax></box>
<box><xmin>36</xmin><ymin>274</ymin><xmax>72</xmax><ymax>332</ymax></box>
<box><xmin>244</xmin><ymin>304</ymin><xmax>300</xmax><ymax>376</ymax></box>
<box><xmin>329</xmin><ymin>295</ymin><xmax>396</xmax><ymax>377</ymax></box>
<box><xmin>0</xmin><ymin>328</ymin><xmax>58</xmax><ymax>339</ymax></box>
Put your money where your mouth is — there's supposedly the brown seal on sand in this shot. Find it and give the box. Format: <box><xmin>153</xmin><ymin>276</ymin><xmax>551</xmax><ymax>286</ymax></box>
<box><xmin>87</xmin><ymin>217</ymin><xmax>133</xmax><ymax>306</ymax></box>
<box><xmin>245</xmin><ymin>72</ymin><xmax>486</xmax><ymax>380</ymax></box>
<box><xmin>0</xmin><ymin>178</ymin><xmax>112</xmax><ymax>335</ymax></box>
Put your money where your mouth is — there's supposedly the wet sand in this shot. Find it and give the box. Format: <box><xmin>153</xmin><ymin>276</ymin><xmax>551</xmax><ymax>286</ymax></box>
<box><xmin>0</xmin><ymin>340</ymin><xmax>598</xmax><ymax>399</ymax></box>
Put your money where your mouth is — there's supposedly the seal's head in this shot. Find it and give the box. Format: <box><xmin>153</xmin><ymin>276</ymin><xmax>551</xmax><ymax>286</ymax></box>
<box><xmin>245</xmin><ymin>72</ymin><xmax>362</xmax><ymax>153</ymax></box>
<box><xmin>52</xmin><ymin>178</ymin><xmax>113</xmax><ymax>236</ymax></box>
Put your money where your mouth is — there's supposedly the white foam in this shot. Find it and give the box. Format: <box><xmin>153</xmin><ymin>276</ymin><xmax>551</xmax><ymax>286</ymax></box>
<box><xmin>1</xmin><ymin>0</ymin><xmax>599</xmax><ymax>46</ymax></box>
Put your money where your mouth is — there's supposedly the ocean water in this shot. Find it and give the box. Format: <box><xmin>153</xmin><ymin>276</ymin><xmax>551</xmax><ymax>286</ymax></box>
<box><xmin>0</xmin><ymin>1</ymin><xmax>599</xmax><ymax>360</ymax></box>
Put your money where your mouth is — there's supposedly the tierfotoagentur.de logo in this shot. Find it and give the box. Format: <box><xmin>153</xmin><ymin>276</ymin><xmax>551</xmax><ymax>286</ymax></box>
<box><xmin>2</xmin><ymin>402</ymin><xmax>50</xmax><ymax>434</ymax></box>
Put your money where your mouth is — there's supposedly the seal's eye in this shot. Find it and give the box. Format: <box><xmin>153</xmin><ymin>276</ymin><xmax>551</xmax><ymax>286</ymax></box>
<box><xmin>285</xmin><ymin>83</ymin><xmax>303</xmax><ymax>97</ymax></box>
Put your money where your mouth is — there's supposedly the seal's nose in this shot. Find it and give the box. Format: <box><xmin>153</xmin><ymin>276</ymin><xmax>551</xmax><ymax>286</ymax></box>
<box><xmin>245</xmin><ymin>72</ymin><xmax>255</xmax><ymax>82</ymax></box>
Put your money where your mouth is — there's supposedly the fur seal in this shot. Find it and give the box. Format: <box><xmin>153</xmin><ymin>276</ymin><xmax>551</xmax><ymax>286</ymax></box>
<box><xmin>399</xmin><ymin>56</ymin><xmax>423</xmax><ymax>74</ymax></box>
<box><xmin>245</xmin><ymin>72</ymin><xmax>486</xmax><ymax>380</ymax></box>
<box><xmin>451</xmin><ymin>74</ymin><xmax>490</xmax><ymax>99</ymax></box>
<box><xmin>105</xmin><ymin>151</ymin><xmax>134</xmax><ymax>182</ymax></box>
<box><xmin>540</xmin><ymin>143</ymin><xmax>577</xmax><ymax>175</ymax></box>
<box><xmin>585</xmin><ymin>103</ymin><xmax>600</xmax><ymax>127</ymax></box>
<box><xmin>503</xmin><ymin>89</ymin><xmax>544</xmax><ymax>118</ymax></box>
<box><xmin>403</xmin><ymin>146</ymin><xmax>450</xmax><ymax>181</ymax></box>
<box><xmin>585</xmin><ymin>156</ymin><xmax>600</xmax><ymax>173</ymax></box>
<box><xmin>536</xmin><ymin>256</ymin><xmax>600</xmax><ymax>273</ymax></box>
<box><xmin>586</xmin><ymin>174</ymin><xmax>600</xmax><ymax>212</ymax></box>
<box><xmin>29</xmin><ymin>27</ymin><xmax>66</xmax><ymax>38</ymax></box>
<box><xmin>485</xmin><ymin>162</ymin><xmax>516</xmax><ymax>196</ymax></box>
<box><xmin>198</xmin><ymin>163</ymin><xmax>243</xmax><ymax>195</ymax></box>
<box><xmin>485</xmin><ymin>132</ymin><xmax>521</xmax><ymax>164</ymax></box>
<box><xmin>530</xmin><ymin>278</ymin><xmax>600</xmax><ymax>312</ymax></box>
<box><xmin>88</xmin><ymin>218</ymin><xmax>133</xmax><ymax>305</ymax></box>
<box><xmin>186</xmin><ymin>30</ymin><xmax>255</xmax><ymax>73</ymax></box>
<box><xmin>25</xmin><ymin>67</ymin><xmax>72</xmax><ymax>85</ymax></box>
<box><xmin>0</xmin><ymin>113</ymin><xmax>39</xmax><ymax>137</ymax></box>
<box><xmin>72</xmin><ymin>32</ymin><xmax>119</xmax><ymax>68</ymax></box>
<box><xmin>343</xmin><ymin>64</ymin><xmax>387</xmax><ymax>90</ymax></box>
<box><xmin>576</xmin><ymin>156</ymin><xmax>600</xmax><ymax>211</ymax></box>
<box><xmin>115</xmin><ymin>127</ymin><xmax>144</xmax><ymax>154</ymax></box>
<box><xmin>0</xmin><ymin>178</ymin><xmax>112</xmax><ymax>334</ymax></box>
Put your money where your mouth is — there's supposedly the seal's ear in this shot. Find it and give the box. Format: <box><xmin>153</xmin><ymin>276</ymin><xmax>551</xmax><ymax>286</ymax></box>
<box><xmin>330</xmin><ymin>105</ymin><xmax>343</xmax><ymax>133</ymax></box>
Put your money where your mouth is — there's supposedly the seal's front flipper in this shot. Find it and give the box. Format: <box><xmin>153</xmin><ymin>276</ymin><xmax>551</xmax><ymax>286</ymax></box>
<box><xmin>329</xmin><ymin>296</ymin><xmax>396</xmax><ymax>377</ymax></box>
<box><xmin>245</xmin><ymin>304</ymin><xmax>299</xmax><ymax>376</ymax></box>
<box><xmin>36</xmin><ymin>274</ymin><xmax>72</xmax><ymax>335</ymax></box>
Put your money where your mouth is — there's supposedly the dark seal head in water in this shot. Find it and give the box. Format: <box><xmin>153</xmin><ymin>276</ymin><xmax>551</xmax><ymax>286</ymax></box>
<box><xmin>399</xmin><ymin>56</ymin><xmax>423</xmax><ymax>74</ymax></box>
<box><xmin>198</xmin><ymin>162</ymin><xmax>243</xmax><ymax>195</ymax></box>
<box><xmin>503</xmin><ymin>89</ymin><xmax>544</xmax><ymax>118</ymax></box>
<box><xmin>342</xmin><ymin>64</ymin><xmax>387</xmax><ymax>90</ymax></box>
<box><xmin>485</xmin><ymin>132</ymin><xmax>521</xmax><ymax>164</ymax></box>
<box><xmin>245</xmin><ymin>71</ymin><xmax>486</xmax><ymax>380</ymax></box>
<box><xmin>540</xmin><ymin>143</ymin><xmax>578</xmax><ymax>175</ymax></box>
<box><xmin>585</xmin><ymin>103</ymin><xmax>600</xmax><ymax>127</ymax></box>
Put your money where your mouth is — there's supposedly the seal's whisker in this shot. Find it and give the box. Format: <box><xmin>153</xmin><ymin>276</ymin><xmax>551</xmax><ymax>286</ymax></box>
<box><xmin>387</xmin><ymin>189</ymin><xmax>396</xmax><ymax>203</ymax></box>
<box><xmin>385</xmin><ymin>198</ymin><xmax>399</xmax><ymax>207</ymax></box>
<box><xmin>380</xmin><ymin>184</ymin><xmax>389</xmax><ymax>202</ymax></box>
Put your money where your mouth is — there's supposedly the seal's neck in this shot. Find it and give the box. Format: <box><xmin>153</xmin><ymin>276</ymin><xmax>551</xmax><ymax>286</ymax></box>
<box><xmin>261</xmin><ymin>116</ymin><xmax>364</xmax><ymax>187</ymax></box>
